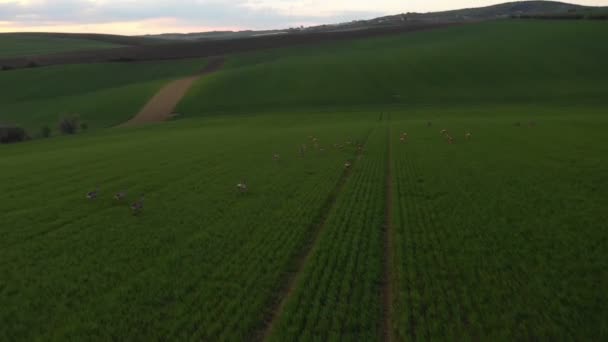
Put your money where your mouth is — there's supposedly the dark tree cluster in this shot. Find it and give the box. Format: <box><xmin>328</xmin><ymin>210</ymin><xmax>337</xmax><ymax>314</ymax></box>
<box><xmin>0</xmin><ymin>125</ymin><xmax>29</xmax><ymax>144</ymax></box>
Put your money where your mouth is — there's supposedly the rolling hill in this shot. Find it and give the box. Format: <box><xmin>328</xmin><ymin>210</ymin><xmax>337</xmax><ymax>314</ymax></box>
<box><xmin>0</xmin><ymin>33</ymin><xmax>163</xmax><ymax>59</ymax></box>
<box><xmin>0</xmin><ymin>6</ymin><xmax>607</xmax><ymax>341</ymax></box>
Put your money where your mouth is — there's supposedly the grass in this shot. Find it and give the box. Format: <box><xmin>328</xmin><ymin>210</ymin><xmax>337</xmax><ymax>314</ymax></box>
<box><xmin>0</xmin><ymin>34</ymin><xmax>120</xmax><ymax>58</ymax></box>
<box><xmin>389</xmin><ymin>108</ymin><xmax>608</xmax><ymax>340</ymax></box>
<box><xmin>0</xmin><ymin>59</ymin><xmax>207</xmax><ymax>133</ymax></box>
<box><xmin>1</xmin><ymin>19</ymin><xmax>607</xmax><ymax>340</ymax></box>
<box><xmin>0</xmin><ymin>112</ymin><xmax>375</xmax><ymax>340</ymax></box>
<box><xmin>269</xmin><ymin>125</ymin><xmax>386</xmax><ymax>341</ymax></box>
<box><xmin>179</xmin><ymin>20</ymin><xmax>608</xmax><ymax>116</ymax></box>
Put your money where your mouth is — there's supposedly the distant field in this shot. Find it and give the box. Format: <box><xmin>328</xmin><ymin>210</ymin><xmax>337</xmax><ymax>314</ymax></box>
<box><xmin>0</xmin><ymin>34</ymin><xmax>121</xmax><ymax>58</ymax></box>
<box><xmin>1</xmin><ymin>19</ymin><xmax>607</xmax><ymax>340</ymax></box>
<box><xmin>180</xmin><ymin>20</ymin><xmax>608</xmax><ymax>115</ymax></box>
<box><xmin>0</xmin><ymin>59</ymin><xmax>206</xmax><ymax>133</ymax></box>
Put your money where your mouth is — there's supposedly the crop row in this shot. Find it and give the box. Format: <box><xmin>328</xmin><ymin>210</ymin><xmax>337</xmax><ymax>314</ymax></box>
<box><xmin>389</xmin><ymin>116</ymin><xmax>608</xmax><ymax>340</ymax></box>
<box><xmin>269</xmin><ymin>125</ymin><xmax>387</xmax><ymax>341</ymax></box>
<box><xmin>0</xmin><ymin>118</ymin><xmax>373</xmax><ymax>340</ymax></box>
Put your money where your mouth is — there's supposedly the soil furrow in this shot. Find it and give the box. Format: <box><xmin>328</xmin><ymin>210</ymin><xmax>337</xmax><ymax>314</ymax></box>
<box><xmin>258</xmin><ymin>129</ymin><xmax>373</xmax><ymax>341</ymax></box>
<box><xmin>383</xmin><ymin>122</ymin><xmax>394</xmax><ymax>341</ymax></box>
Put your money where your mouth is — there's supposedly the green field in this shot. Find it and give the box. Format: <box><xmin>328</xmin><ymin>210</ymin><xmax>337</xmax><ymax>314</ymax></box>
<box><xmin>0</xmin><ymin>59</ymin><xmax>207</xmax><ymax>133</ymax></box>
<box><xmin>0</xmin><ymin>34</ymin><xmax>121</xmax><ymax>58</ymax></box>
<box><xmin>179</xmin><ymin>20</ymin><xmax>608</xmax><ymax>115</ymax></box>
<box><xmin>1</xmin><ymin>20</ymin><xmax>607</xmax><ymax>340</ymax></box>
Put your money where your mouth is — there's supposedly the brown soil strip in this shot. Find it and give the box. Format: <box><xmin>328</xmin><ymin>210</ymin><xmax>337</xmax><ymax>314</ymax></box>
<box><xmin>383</xmin><ymin>123</ymin><xmax>395</xmax><ymax>341</ymax></box>
<box><xmin>258</xmin><ymin>134</ymin><xmax>371</xmax><ymax>341</ymax></box>
<box><xmin>120</xmin><ymin>57</ymin><xmax>225</xmax><ymax>126</ymax></box>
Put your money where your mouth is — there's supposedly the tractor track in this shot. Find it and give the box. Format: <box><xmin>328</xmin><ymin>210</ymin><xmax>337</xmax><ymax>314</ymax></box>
<box><xmin>257</xmin><ymin>129</ymin><xmax>373</xmax><ymax>341</ymax></box>
<box><xmin>383</xmin><ymin>122</ymin><xmax>395</xmax><ymax>341</ymax></box>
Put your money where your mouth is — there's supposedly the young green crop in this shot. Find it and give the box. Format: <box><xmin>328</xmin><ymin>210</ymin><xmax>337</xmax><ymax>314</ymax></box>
<box><xmin>0</xmin><ymin>112</ymin><xmax>377</xmax><ymax>340</ymax></box>
<box><xmin>269</xmin><ymin>124</ymin><xmax>387</xmax><ymax>341</ymax></box>
<box><xmin>1</xmin><ymin>18</ymin><xmax>607</xmax><ymax>341</ymax></box>
<box><xmin>179</xmin><ymin>20</ymin><xmax>608</xmax><ymax>117</ymax></box>
<box><xmin>0</xmin><ymin>34</ymin><xmax>120</xmax><ymax>58</ymax></box>
<box><xmin>0</xmin><ymin>59</ymin><xmax>207</xmax><ymax>132</ymax></box>
<box><xmin>389</xmin><ymin>109</ymin><xmax>608</xmax><ymax>340</ymax></box>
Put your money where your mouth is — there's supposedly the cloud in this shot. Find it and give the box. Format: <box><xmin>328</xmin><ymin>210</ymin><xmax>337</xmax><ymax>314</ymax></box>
<box><xmin>0</xmin><ymin>0</ymin><xmax>380</xmax><ymax>28</ymax></box>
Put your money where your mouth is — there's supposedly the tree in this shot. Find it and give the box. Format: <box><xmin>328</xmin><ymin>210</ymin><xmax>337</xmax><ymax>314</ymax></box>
<box><xmin>58</xmin><ymin>115</ymin><xmax>80</xmax><ymax>135</ymax></box>
<box><xmin>0</xmin><ymin>125</ymin><xmax>29</xmax><ymax>144</ymax></box>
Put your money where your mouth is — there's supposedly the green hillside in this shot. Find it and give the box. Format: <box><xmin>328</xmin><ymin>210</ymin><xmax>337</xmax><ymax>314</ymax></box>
<box><xmin>0</xmin><ymin>34</ymin><xmax>122</xmax><ymax>58</ymax></box>
<box><xmin>180</xmin><ymin>20</ymin><xmax>608</xmax><ymax>115</ymax></box>
<box><xmin>1</xmin><ymin>19</ymin><xmax>607</xmax><ymax>340</ymax></box>
<box><xmin>0</xmin><ymin>59</ymin><xmax>206</xmax><ymax>133</ymax></box>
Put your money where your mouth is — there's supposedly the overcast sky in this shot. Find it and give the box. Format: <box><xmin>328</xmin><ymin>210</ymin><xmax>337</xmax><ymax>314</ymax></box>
<box><xmin>0</xmin><ymin>0</ymin><xmax>606</xmax><ymax>35</ymax></box>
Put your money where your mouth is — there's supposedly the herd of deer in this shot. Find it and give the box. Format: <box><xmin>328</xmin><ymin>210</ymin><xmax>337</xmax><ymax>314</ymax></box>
<box><xmin>86</xmin><ymin>123</ymin><xmax>481</xmax><ymax>214</ymax></box>
<box><xmin>397</xmin><ymin>120</ymin><xmax>475</xmax><ymax>145</ymax></box>
<box><xmin>86</xmin><ymin>188</ymin><xmax>144</xmax><ymax>215</ymax></box>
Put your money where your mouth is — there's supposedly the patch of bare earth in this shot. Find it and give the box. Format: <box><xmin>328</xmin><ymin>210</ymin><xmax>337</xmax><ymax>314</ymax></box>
<box><xmin>120</xmin><ymin>57</ymin><xmax>225</xmax><ymax>126</ymax></box>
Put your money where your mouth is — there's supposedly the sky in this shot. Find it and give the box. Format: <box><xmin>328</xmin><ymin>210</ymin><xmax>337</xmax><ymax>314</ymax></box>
<box><xmin>0</xmin><ymin>0</ymin><xmax>607</xmax><ymax>35</ymax></box>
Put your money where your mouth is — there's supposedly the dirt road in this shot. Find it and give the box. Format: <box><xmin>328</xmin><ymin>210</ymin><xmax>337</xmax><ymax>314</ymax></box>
<box><xmin>120</xmin><ymin>57</ymin><xmax>225</xmax><ymax>126</ymax></box>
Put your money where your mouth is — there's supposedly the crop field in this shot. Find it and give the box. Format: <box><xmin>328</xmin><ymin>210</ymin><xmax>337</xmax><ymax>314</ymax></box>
<box><xmin>268</xmin><ymin>125</ymin><xmax>386</xmax><ymax>341</ymax></box>
<box><xmin>0</xmin><ymin>58</ymin><xmax>206</xmax><ymax>133</ymax></box>
<box><xmin>0</xmin><ymin>112</ymin><xmax>377</xmax><ymax>340</ymax></box>
<box><xmin>1</xmin><ymin>19</ymin><xmax>607</xmax><ymax>341</ymax></box>
<box><xmin>0</xmin><ymin>34</ymin><xmax>121</xmax><ymax>58</ymax></box>
<box><xmin>388</xmin><ymin>109</ymin><xmax>608</xmax><ymax>340</ymax></box>
<box><xmin>179</xmin><ymin>20</ymin><xmax>608</xmax><ymax>116</ymax></box>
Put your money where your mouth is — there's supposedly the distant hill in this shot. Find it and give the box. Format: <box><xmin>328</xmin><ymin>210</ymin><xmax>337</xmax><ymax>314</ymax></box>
<box><xmin>1</xmin><ymin>1</ymin><xmax>606</xmax><ymax>67</ymax></box>
<box><xmin>144</xmin><ymin>1</ymin><xmax>608</xmax><ymax>40</ymax></box>
<box><xmin>145</xmin><ymin>30</ymin><xmax>290</xmax><ymax>41</ymax></box>
<box><xmin>302</xmin><ymin>1</ymin><xmax>608</xmax><ymax>34</ymax></box>
<box><xmin>396</xmin><ymin>0</ymin><xmax>601</xmax><ymax>21</ymax></box>
<box><xmin>1</xmin><ymin>32</ymin><xmax>164</xmax><ymax>46</ymax></box>
<box><xmin>0</xmin><ymin>32</ymin><xmax>167</xmax><ymax>58</ymax></box>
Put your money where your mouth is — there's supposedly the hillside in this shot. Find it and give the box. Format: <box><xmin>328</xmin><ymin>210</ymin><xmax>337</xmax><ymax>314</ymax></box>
<box><xmin>1</xmin><ymin>14</ymin><xmax>607</xmax><ymax>341</ymax></box>
<box><xmin>0</xmin><ymin>34</ymin><xmax>121</xmax><ymax>58</ymax></box>
<box><xmin>2</xmin><ymin>2</ymin><xmax>606</xmax><ymax>69</ymax></box>
<box><xmin>392</xmin><ymin>0</ymin><xmax>605</xmax><ymax>21</ymax></box>
<box><xmin>0</xmin><ymin>33</ymin><xmax>164</xmax><ymax>59</ymax></box>
<box><xmin>3</xmin><ymin>20</ymin><xmax>607</xmax><ymax>134</ymax></box>
<box><xmin>0</xmin><ymin>59</ymin><xmax>207</xmax><ymax>132</ymax></box>
<box><xmin>146</xmin><ymin>1</ymin><xmax>608</xmax><ymax>39</ymax></box>
<box><xmin>179</xmin><ymin>20</ymin><xmax>608</xmax><ymax>116</ymax></box>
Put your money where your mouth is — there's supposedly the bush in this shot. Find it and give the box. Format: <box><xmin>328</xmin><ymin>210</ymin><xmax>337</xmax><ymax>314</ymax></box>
<box><xmin>41</xmin><ymin>125</ymin><xmax>52</xmax><ymax>138</ymax></box>
<box><xmin>58</xmin><ymin>115</ymin><xmax>80</xmax><ymax>135</ymax></box>
<box><xmin>0</xmin><ymin>125</ymin><xmax>29</xmax><ymax>144</ymax></box>
<box><xmin>1</xmin><ymin>65</ymin><xmax>14</xmax><ymax>71</ymax></box>
<box><xmin>80</xmin><ymin>122</ymin><xmax>88</xmax><ymax>131</ymax></box>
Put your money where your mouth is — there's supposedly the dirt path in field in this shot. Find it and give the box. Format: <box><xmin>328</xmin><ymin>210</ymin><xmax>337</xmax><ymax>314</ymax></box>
<box><xmin>382</xmin><ymin>124</ymin><xmax>395</xmax><ymax>342</ymax></box>
<box><xmin>258</xmin><ymin>134</ymin><xmax>371</xmax><ymax>341</ymax></box>
<box><xmin>120</xmin><ymin>57</ymin><xmax>225</xmax><ymax>126</ymax></box>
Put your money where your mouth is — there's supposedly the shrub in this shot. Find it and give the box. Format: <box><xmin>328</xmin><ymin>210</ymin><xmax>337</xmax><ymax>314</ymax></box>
<box><xmin>1</xmin><ymin>65</ymin><xmax>14</xmax><ymax>71</ymax></box>
<box><xmin>0</xmin><ymin>125</ymin><xmax>29</xmax><ymax>144</ymax></box>
<box><xmin>41</xmin><ymin>125</ymin><xmax>52</xmax><ymax>138</ymax></box>
<box><xmin>80</xmin><ymin>122</ymin><xmax>88</xmax><ymax>131</ymax></box>
<box><xmin>58</xmin><ymin>115</ymin><xmax>80</xmax><ymax>135</ymax></box>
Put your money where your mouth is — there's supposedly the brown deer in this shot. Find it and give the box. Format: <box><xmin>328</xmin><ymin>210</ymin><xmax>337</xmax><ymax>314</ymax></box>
<box><xmin>131</xmin><ymin>195</ymin><xmax>144</xmax><ymax>215</ymax></box>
